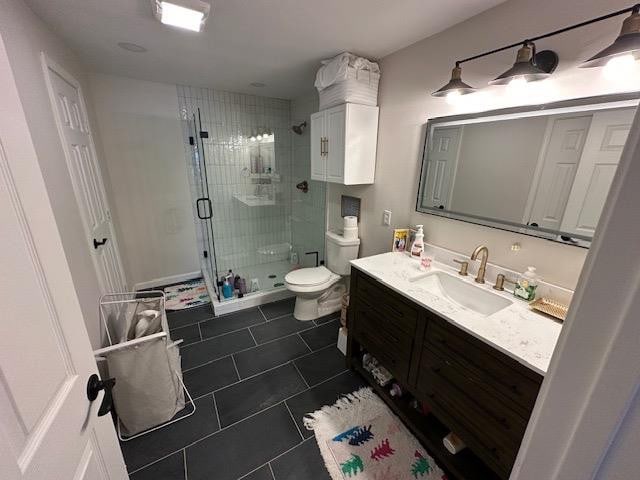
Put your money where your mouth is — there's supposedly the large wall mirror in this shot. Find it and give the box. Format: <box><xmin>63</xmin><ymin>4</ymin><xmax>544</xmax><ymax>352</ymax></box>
<box><xmin>416</xmin><ymin>93</ymin><xmax>639</xmax><ymax>248</ymax></box>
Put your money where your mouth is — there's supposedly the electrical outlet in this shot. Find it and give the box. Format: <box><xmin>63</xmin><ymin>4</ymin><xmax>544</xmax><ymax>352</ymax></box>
<box><xmin>383</xmin><ymin>210</ymin><xmax>392</xmax><ymax>226</ymax></box>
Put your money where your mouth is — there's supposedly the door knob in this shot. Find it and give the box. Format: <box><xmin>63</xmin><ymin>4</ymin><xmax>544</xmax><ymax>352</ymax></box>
<box><xmin>93</xmin><ymin>237</ymin><xmax>108</xmax><ymax>249</ymax></box>
<box><xmin>86</xmin><ymin>374</ymin><xmax>116</xmax><ymax>417</ymax></box>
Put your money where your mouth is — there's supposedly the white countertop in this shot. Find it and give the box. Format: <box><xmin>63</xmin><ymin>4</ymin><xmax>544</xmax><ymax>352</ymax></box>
<box><xmin>351</xmin><ymin>252</ymin><xmax>563</xmax><ymax>375</ymax></box>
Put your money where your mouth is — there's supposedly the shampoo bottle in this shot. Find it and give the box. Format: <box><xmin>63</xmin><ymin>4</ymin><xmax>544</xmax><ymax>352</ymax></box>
<box><xmin>411</xmin><ymin>225</ymin><xmax>425</xmax><ymax>258</ymax></box>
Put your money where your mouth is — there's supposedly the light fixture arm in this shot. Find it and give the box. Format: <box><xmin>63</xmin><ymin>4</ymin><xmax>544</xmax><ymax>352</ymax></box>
<box><xmin>454</xmin><ymin>3</ymin><xmax>640</xmax><ymax>67</ymax></box>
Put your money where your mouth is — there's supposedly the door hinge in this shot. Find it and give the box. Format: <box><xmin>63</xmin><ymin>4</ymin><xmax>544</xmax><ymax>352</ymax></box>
<box><xmin>189</xmin><ymin>136</ymin><xmax>195</xmax><ymax>145</ymax></box>
<box><xmin>203</xmin><ymin>250</ymin><xmax>208</xmax><ymax>258</ymax></box>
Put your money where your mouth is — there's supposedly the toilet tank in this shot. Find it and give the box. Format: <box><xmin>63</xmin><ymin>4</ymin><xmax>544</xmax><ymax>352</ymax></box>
<box><xmin>325</xmin><ymin>230</ymin><xmax>360</xmax><ymax>275</ymax></box>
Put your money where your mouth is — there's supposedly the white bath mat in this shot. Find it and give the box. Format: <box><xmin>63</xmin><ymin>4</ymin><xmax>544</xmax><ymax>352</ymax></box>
<box><xmin>304</xmin><ymin>387</ymin><xmax>447</xmax><ymax>479</ymax></box>
<box><xmin>164</xmin><ymin>279</ymin><xmax>210</xmax><ymax>310</ymax></box>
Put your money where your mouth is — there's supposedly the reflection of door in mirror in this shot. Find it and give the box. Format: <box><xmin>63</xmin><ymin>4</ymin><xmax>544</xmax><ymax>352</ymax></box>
<box><xmin>560</xmin><ymin>108</ymin><xmax>635</xmax><ymax>240</ymax></box>
<box><xmin>525</xmin><ymin>115</ymin><xmax>592</xmax><ymax>235</ymax></box>
<box><xmin>423</xmin><ymin>126</ymin><xmax>462</xmax><ymax>210</ymax></box>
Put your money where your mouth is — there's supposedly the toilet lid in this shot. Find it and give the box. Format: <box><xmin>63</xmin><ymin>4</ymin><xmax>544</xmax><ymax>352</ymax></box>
<box><xmin>285</xmin><ymin>266</ymin><xmax>332</xmax><ymax>286</ymax></box>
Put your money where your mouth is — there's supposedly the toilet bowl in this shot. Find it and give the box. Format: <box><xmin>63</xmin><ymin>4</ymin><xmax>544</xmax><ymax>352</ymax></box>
<box><xmin>285</xmin><ymin>230</ymin><xmax>360</xmax><ymax>321</ymax></box>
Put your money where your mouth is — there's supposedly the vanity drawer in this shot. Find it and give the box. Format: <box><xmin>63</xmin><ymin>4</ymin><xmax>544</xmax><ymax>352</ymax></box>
<box><xmin>418</xmin><ymin>346</ymin><xmax>528</xmax><ymax>442</ymax></box>
<box><xmin>354</xmin><ymin>271</ymin><xmax>418</xmax><ymax>336</ymax></box>
<box><xmin>418</xmin><ymin>360</ymin><xmax>519</xmax><ymax>478</ymax></box>
<box><xmin>352</xmin><ymin>299</ymin><xmax>414</xmax><ymax>382</ymax></box>
<box><xmin>425</xmin><ymin>318</ymin><xmax>542</xmax><ymax>416</ymax></box>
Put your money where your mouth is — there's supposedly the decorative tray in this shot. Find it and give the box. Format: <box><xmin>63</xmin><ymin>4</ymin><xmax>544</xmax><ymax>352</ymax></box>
<box><xmin>530</xmin><ymin>297</ymin><xmax>568</xmax><ymax>321</ymax></box>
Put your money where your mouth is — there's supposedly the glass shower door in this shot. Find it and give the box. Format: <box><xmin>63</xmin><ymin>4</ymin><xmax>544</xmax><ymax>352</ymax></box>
<box><xmin>189</xmin><ymin>112</ymin><xmax>220</xmax><ymax>301</ymax></box>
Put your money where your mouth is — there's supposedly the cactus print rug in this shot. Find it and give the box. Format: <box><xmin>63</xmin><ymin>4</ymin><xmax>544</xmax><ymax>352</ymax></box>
<box><xmin>304</xmin><ymin>388</ymin><xmax>446</xmax><ymax>480</ymax></box>
<box><xmin>164</xmin><ymin>279</ymin><xmax>210</xmax><ymax>310</ymax></box>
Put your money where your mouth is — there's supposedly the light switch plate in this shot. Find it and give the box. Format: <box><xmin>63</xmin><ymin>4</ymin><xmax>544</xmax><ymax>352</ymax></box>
<box><xmin>383</xmin><ymin>210</ymin><xmax>392</xmax><ymax>226</ymax></box>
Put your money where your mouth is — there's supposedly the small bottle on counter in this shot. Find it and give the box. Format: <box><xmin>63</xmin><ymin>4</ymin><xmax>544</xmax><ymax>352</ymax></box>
<box><xmin>514</xmin><ymin>266</ymin><xmax>539</xmax><ymax>301</ymax></box>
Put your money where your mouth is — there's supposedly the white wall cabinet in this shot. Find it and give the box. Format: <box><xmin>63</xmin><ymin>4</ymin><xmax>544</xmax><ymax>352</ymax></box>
<box><xmin>310</xmin><ymin>103</ymin><xmax>379</xmax><ymax>184</ymax></box>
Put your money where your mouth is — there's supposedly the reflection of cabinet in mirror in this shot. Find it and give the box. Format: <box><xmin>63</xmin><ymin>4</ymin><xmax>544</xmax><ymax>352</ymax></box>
<box><xmin>416</xmin><ymin>94</ymin><xmax>639</xmax><ymax>248</ymax></box>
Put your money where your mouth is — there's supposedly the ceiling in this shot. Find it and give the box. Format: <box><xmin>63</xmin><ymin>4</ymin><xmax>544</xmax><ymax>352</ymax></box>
<box><xmin>25</xmin><ymin>0</ymin><xmax>506</xmax><ymax>98</ymax></box>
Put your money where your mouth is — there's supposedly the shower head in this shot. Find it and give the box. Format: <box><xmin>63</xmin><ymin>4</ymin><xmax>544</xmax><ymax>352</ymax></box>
<box><xmin>291</xmin><ymin>121</ymin><xmax>307</xmax><ymax>135</ymax></box>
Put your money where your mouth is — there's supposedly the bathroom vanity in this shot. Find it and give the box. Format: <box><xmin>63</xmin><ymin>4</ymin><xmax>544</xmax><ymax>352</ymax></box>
<box><xmin>346</xmin><ymin>252</ymin><xmax>562</xmax><ymax>480</ymax></box>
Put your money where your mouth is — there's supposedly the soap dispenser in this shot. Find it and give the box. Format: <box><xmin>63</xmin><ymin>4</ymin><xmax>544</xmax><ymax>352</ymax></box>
<box><xmin>410</xmin><ymin>225</ymin><xmax>425</xmax><ymax>258</ymax></box>
<box><xmin>514</xmin><ymin>266</ymin><xmax>539</xmax><ymax>301</ymax></box>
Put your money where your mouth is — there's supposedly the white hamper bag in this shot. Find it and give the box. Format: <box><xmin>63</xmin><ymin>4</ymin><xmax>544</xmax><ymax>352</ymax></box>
<box><xmin>97</xmin><ymin>293</ymin><xmax>188</xmax><ymax>438</ymax></box>
<box><xmin>107</xmin><ymin>337</ymin><xmax>185</xmax><ymax>436</ymax></box>
<box><xmin>315</xmin><ymin>52</ymin><xmax>380</xmax><ymax>110</ymax></box>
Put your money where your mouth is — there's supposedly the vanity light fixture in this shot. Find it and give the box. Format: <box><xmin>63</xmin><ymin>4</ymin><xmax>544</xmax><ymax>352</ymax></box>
<box><xmin>488</xmin><ymin>42</ymin><xmax>557</xmax><ymax>85</ymax></box>
<box><xmin>432</xmin><ymin>3</ymin><xmax>640</xmax><ymax>99</ymax></box>
<box><xmin>431</xmin><ymin>63</ymin><xmax>476</xmax><ymax>98</ymax></box>
<box><xmin>152</xmin><ymin>0</ymin><xmax>210</xmax><ymax>32</ymax></box>
<box><xmin>581</xmin><ymin>6</ymin><xmax>640</xmax><ymax>68</ymax></box>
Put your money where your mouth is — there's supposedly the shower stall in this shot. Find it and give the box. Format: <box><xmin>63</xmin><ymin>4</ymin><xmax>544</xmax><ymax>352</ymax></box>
<box><xmin>178</xmin><ymin>87</ymin><xmax>326</xmax><ymax>313</ymax></box>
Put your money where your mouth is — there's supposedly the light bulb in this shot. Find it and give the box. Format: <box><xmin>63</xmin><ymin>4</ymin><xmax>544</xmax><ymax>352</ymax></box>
<box><xmin>256</xmin><ymin>134</ymin><xmax>263</xmax><ymax>141</ymax></box>
<box><xmin>508</xmin><ymin>77</ymin><xmax>528</xmax><ymax>88</ymax></box>
<box><xmin>604</xmin><ymin>54</ymin><xmax>637</xmax><ymax>81</ymax></box>
<box><xmin>250</xmin><ymin>136</ymin><xmax>256</xmax><ymax>142</ymax></box>
<box><xmin>445</xmin><ymin>90</ymin><xmax>461</xmax><ymax>105</ymax></box>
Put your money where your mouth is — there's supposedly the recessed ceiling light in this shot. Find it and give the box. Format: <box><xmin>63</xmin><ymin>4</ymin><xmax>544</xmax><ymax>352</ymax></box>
<box><xmin>117</xmin><ymin>42</ymin><xmax>147</xmax><ymax>53</ymax></box>
<box><xmin>152</xmin><ymin>0</ymin><xmax>210</xmax><ymax>32</ymax></box>
<box><xmin>250</xmin><ymin>82</ymin><xmax>266</xmax><ymax>88</ymax></box>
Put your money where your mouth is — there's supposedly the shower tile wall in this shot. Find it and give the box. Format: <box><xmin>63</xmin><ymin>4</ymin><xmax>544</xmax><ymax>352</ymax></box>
<box><xmin>177</xmin><ymin>87</ymin><xmax>326</xmax><ymax>286</ymax></box>
<box><xmin>291</xmin><ymin>94</ymin><xmax>326</xmax><ymax>267</ymax></box>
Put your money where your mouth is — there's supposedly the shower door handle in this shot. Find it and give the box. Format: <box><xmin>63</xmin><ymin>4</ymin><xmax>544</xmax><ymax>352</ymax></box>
<box><xmin>196</xmin><ymin>197</ymin><xmax>212</xmax><ymax>219</ymax></box>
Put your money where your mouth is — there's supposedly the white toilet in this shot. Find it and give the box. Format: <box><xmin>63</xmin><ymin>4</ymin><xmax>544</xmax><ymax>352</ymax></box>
<box><xmin>285</xmin><ymin>230</ymin><xmax>360</xmax><ymax>321</ymax></box>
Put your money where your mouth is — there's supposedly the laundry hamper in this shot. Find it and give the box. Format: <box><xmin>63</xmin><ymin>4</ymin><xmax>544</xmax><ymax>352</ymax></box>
<box><xmin>94</xmin><ymin>292</ymin><xmax>195</xmax><ymax>440</ymax></box>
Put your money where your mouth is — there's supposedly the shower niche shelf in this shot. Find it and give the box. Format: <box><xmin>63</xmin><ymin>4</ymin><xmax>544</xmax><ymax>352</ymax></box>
<box><xmin>232</xmin><ymin>193</ymin><xmax>276</xmax><ymax>207</ymax></box>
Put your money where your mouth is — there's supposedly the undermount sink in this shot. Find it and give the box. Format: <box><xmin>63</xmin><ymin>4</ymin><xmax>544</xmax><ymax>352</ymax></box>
<box><xmin>412</xmin><ymin>270</ymin><xmax>512</xmax><ymax>316</ymax></box>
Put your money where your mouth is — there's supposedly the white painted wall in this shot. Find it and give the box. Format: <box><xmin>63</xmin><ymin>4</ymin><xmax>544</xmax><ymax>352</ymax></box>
<box><xmin>328</xmin><ymin>0</ymin><xmax>640</xmax><ymax>290</ymax></box>
<box><xmin>0</xmin><ymin>0</ymin><xmax>118</xmax><ymax>348</ymax></box>
<box><xmin>89</xmin><ymin>74</ymin><xmax>199</xmax><ymax>288</ymax></box>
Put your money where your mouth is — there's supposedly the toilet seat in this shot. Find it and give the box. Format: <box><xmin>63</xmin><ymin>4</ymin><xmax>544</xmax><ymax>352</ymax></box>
<box><xmin>285</xmin><ymin>266</ymin><xmax>340</xmax><ymax>294</ymax></box>
<box><xmin>285</xmin><ymin>266</ymin><xmax>332</xmax><ymax>286</ymax></box>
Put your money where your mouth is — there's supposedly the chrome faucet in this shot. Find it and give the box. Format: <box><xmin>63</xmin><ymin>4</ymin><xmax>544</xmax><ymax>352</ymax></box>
<box><xmin>470</xmin><ymin>245</ymin><xmax>489</xmax><ymax>284</ymax></box>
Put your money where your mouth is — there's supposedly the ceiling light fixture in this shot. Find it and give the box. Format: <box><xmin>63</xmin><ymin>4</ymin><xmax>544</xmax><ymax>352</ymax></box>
<box><xmin>152</xmin><ymin>0</ymin><xmax>210</xmax><ymax>32</ymax></box>
<box><xmin>432</xmin><ymin>3</ymin><xmax>640</xmax><ymax>99</ymax></box>
<box><xmin>250</xmin><ymin>82</ymin><xmax>266</xmax><ymax>88</ymax></box>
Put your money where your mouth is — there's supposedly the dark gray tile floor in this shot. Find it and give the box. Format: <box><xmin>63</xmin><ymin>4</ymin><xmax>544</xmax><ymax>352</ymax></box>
<box><xmin>122</xmin><ymin>296</ymin><xmax>360</xmax><ymax>480</ymax></box>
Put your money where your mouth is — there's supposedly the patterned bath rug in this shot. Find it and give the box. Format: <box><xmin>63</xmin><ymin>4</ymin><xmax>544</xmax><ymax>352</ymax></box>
<box><xmin>164</xmin><ymin>279</ymin><xmax>210</xmax><ymax>310</ymax></box>
<box><xmin>305</xmin><ymin>387</ymin><xmax>446</xmax><ymax>480</ymax></box>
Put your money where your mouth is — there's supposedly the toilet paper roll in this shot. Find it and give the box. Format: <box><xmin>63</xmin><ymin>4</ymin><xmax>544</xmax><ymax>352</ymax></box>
<box><xmin>443</xmin><ymin>432</ymin><xmax>466</xmax><ymax>454</ymax></box>
<box><xmin>343</xmin><ymin>226</ymin><xmax>358</xmax><ymax>240</ymax></box>
<box><xmin>343</xmin><ymin>216</ymin><xmax>358</xmax><ymax>229</ymax></box>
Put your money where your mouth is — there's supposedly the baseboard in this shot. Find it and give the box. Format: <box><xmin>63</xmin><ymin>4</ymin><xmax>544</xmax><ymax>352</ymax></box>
<box><xmin>134</xmin><ymin>271</ymin><xmax>202</xmax><ymax>291</ymax></box>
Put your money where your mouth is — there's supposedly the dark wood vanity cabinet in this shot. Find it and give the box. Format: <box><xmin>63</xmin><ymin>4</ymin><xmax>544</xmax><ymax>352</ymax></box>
<box><xmin>347</xmin><ymin>268</ymin><xmax>544</xmax><ymax>480</ymax></box>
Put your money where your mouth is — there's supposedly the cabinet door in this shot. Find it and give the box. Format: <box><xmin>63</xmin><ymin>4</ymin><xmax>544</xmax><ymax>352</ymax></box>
<box><xmin>325</xmin><ymin>105</ymin><xmax>346</xmax><ymax>183</ymax></box>
<box><xmin>310</xmin><ymin>111</ymin><xmax>326</xmax><ymax>181</ymax></box>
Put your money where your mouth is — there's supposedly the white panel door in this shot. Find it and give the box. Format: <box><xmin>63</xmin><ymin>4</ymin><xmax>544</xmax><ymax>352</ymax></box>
<box><xmin>422</xmin><ymin>126</ymin><xmax>462</xmax><ymax>210</ymax></box>
<box><xmin>326</xmin><ymin>104</ymin><xmax>346</xmax><ymax>183</ymax></box>
<box><xmin>527</xmin><ymin>115</ymin><xmax>592</xmax><ymax>232</ymax></box>
<box><xmin>0</xmin><ymin>37</ymin><xmax>127</xmax><ymax>480</ymax></box>
<box><xmin>41</xmin><ymin>55</ymin><xmax>126</xmax><ymax>294</ymax></box>
<box><xmin>310</xmin><ymin>111</ymin><xmax>326</xmax><ymax>181</ymax></box>
<box><xmin>560</xmin><ymin>108</ymin><xmax>636</xmax><ymax>238</ymax></box>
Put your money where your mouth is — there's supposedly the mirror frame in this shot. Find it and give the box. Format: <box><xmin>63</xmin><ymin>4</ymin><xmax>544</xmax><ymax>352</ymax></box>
<box><xmin>416</xmin><ymin>92</ymin><xmax>640</xmax><ymax>248</ymax></box>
